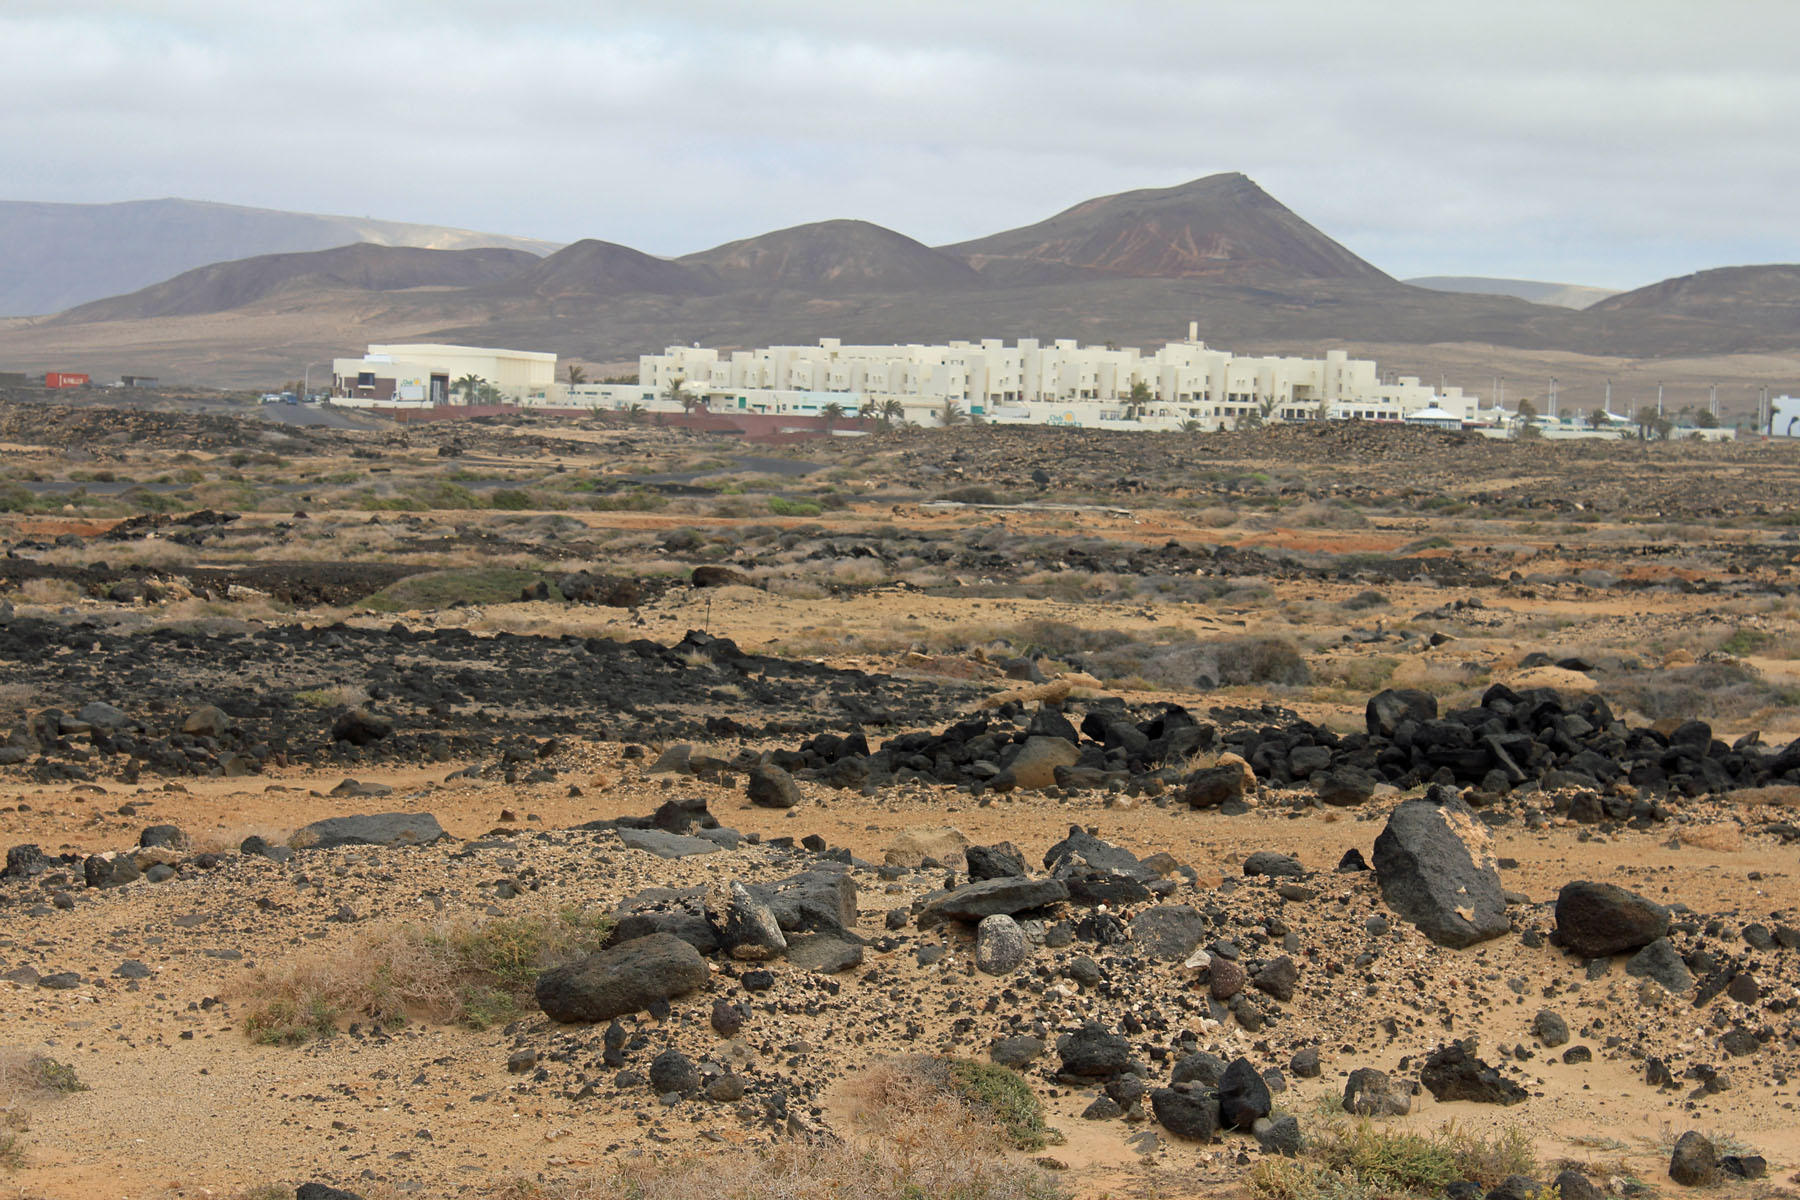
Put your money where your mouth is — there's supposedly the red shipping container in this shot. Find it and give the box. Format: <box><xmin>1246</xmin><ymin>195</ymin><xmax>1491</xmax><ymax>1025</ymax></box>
<box><xmin>44</xmin><ymin>372</ymin><xmax>89</xmax><ymax>388</ymax></box>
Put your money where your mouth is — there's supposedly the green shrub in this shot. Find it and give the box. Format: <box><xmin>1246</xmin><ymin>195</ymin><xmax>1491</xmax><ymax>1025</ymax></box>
<box><xmin>1719</xmin><ymin>627</ymin><xmax>1772</xmax><ymax>657</ymax></box>
<box><xmin>943</xmin><ymin>1059</ymin><xmax>1055</xmax><ymax>1151</ymax></box>
<box><xmin>360</xmin><ymin>567</ymin><xmax>555</xmax><ymax>612</ymax></box>
<box><xmin>940</xmin><ymin>485</ymin><xmax>1008</xmax><ymax>505</ymax></box>
<box><xmin>1209</xmin><ymin>635</ymin><xmax>1311</xmax><ymax>686</ymax></box>
<box><xmin>241</xmin><ymin>908</ymin><xmax>613</xmax><ymax>1043</ymax></box>
<box><xmin>768</xmin><ymin>496</ymin><xmax>824</xmax><ymax>517</ymax></box>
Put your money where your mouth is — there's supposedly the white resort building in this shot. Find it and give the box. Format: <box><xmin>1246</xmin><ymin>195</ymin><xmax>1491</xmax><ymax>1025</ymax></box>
<box><xmin>332</xmin><ymin>326</ymin><xmax>1498</xmax><ymax>431</ymax></box>
<box><xmin>595</xmin><ymin>324</ymin><xmax>1481</xmax><ymax>430</ymax></box>
<box><xmin>331</xmin><ymin>344</ymin><xmax>557</xmax><ymax>406</ymax></box>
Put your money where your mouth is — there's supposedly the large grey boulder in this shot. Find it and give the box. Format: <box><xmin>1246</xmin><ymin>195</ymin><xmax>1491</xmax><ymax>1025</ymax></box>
<box><xmin>1130</xmin><ymin>904</ymin><xmax>1206</xmax><ymax>961</ymax></box>
<box><xmin>749</xmin><ymin>867</ymin><xmax>859</xmax><ymax>936</ymax></box>
<box><xmin>1044</xmin><ymin>827</ymin><xmax>1152</xmax><ymax>905</ymax></box>
<box><xmin>975</xmin><ymin>914</ymin><xmax>1029</xmax><ymax>974</ymax></box>
<box><xmin>1372</xmin><ymin>794</ymin><xmax>1509</xmax><ymax>948</ymax></box>
<box><xmin>1218</xmin><ymin>1057</ymin><xmax>1272</xmax><ymax>1131</ymax></box>
<box><xmin>1057</xmin><ymin>1021</ymin><xmax>1130</xmax><ymax>1078</ymax></box>
<box><xmin>1554</xmin><ymin>881</ymin><xmax>1670</xmax><ymax>958</ymax></box>
<box><xmin>1343</xmin><ymin>1067</ymin><xmax>1411</xmax><ymax>1116</ymax></box>
<box><xmin>921</xmin><ymin>875</ymin><xmax>1069</xmax><ymax>923</ymax></box>
<box><xmin>1006</xmin><ymin>736</ymin><xmax>1080</xmax><ymax>790</ymax></box>
<box><xmin>616</xmin><ymin>828</ymin><xmax>721</xmax><ymax>859</ymax></box>
<box><xmin>1419</xmin><ymin>1042</ymin><xmax>1528</xmax><ymax>1105</ymax></box>
<box><xmin>1367</xmin><ymin>688</ymin><xmax>1437</xmax><ymax>737</ymax></box>
<box><xmin>1625</xmin><ymin>937</ymin><xmax>1693</xmax><ymax>993</ymax></box>
<box><xmin>747</xmin><ymin>763</ymin><xmax>803</xmax><ymax>808</ymax></box>
<box><xmin>535</xmin><ymin>932</ymin><xmax>708</xmax><ymax>1022</ymax></box>
<box><xmin>718</xmin><ymin>881</ymin><xmax>786</xmax><ymax>961</ymax></box>
<box><xmin>1151</xmin><ymin>1086</ymin><xmax>1221</xmax><ymax>1140</ymax></box>
<box><xmin>289</xmin><ymin>812</ymin><xmax>445</xmax><ymax>850</ymax></box>
<box><xmin>78</xmin><ymin>701</ymin><xmax>133</xmax><ymax>731</ymax></box>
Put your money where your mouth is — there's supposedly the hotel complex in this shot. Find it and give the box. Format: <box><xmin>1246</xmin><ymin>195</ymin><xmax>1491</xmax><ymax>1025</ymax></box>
<box><xmin>334</xmin><ymin>325</ymin><xmax>1488</xmax><ymax>431</ymax></box>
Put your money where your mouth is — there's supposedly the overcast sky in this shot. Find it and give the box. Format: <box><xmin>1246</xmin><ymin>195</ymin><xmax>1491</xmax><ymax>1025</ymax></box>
<box><xmin>4</xmin><ymin>0</ymin><xmax>1796</xmax><ymax>289</ymax></box>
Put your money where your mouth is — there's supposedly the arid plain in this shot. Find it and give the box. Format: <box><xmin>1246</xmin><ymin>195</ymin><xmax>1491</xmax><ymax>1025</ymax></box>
<box><xmin>0</xmin><ymin>397</ymin><xmax>1797</xmax><ymax>1200</ymax></box>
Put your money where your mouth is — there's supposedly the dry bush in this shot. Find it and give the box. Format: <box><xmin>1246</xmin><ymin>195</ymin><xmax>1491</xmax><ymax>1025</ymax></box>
<box><xmin>1207</xmin><ymin>635</ymin><xmax>1311</xmax><ymax>687</ymax></box>
<box><xmin>17</xmin><ymin>578</ymin><xmax>80</xmax><ymax>605</ymax></box>
<box><xmin>1389</xmin><ymin>658</ymin><xmax>1491</xmax><ymax>697</ymax></box>
<box><xmin>829</xmin><ymin>558</ymin><xmax>890</xmax><ymax>587</ymax></box>
<box><xmin>1250</xmin><ymin>1118</ymin><xmax>1537</xmax><ymax>1200</ymax></box>
<box><xmin>1193</xmin><ymin>505</ymin><xmax>1239</xmax><ymax>528</ymax></box>
<box><xmin>507</xmin><ymin>1057</ymin><xmax>1063</xmax><ymax>1200</ymax></box>
<box><xmin>1290</xmin><ymin>501</ymin><xmax>1371</xmax><ymax>529</ymax></box>
<box><xmin>0</xmin><ymin>1048</ymin><xmax>86</xmax><ymax>1106</ymax></box>
<box><xmin>0</xmin><ymin>1048</ymin><xmax>87</xmax><ymax>1171</ymax></box>
<box><xmin>1608</xmin><ymin>660</ymin><xmax>1800</xmax><ymax>725</ymax></box>
<box><xmin>237</xmin><ymin>908</ymin><xmax>612</xmax><ymax>1043</ymax></box>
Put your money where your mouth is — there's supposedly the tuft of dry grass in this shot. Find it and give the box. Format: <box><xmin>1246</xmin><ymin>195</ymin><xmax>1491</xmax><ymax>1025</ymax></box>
<box><xmin>1250</xmin><ymin>1118</ymin><xmax>1539</xmax><ymax>1200</ymax></box>
<box><xmin>0</xmin><ymin>1049</ymin><xmax>87</xmax><ymax>1106</ymax></box>
<box><xmin>237</xmin><ymin>908</ymin><xmax>613</xmax><ymax>1043</ymax></box>
<box><xmin>499</xmin><ymin>1056</ymin><xmax>1064</xmax><ymax>1200</ymax></box>
<box><xmin>0</xmin><ymin>1048</ymin><xmax>88</xmax><ymax>1174</ymax></box>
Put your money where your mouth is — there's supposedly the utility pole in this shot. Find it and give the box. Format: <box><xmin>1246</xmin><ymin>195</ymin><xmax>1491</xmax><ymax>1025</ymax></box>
<box><xmin>1657</xmin><ymin>381</ymin><xmax>1664</xmax><ymax>418</ymax></box>
<box><xmin>1604</xmin><ymin>379</ymin><xmax>1612</xmax><ymax>416</ymax></box>
<box><xmin>1548</xmin><ymin>377</ymin><xmax>1557</xmax><ymax>419</ymax></box>
<box><xmin>1710</xmin><ymin>382</ymin><xmax>1717</xmax><ymax>418</ymax></box>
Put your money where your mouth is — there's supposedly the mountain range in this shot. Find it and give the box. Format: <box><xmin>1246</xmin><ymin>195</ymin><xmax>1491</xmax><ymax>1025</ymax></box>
<box><xmin>0</xmin><ymin>198</ymin><xmax>558</xmax><ymax>316</ymax></box>
<box><xmin>1</xmin><ymin>175</ymin><xmax>1796</xmax><ymax>407</ymax></box>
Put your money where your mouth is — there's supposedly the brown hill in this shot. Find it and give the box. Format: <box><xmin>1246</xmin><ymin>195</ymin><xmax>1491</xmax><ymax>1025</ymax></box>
<box><xmin>1588</xmin><ymin>264</ymin><xmax>1800</xmax><ymax>341</ymax></box>
<box><xmin>680</xmin><ymin>219</ymin><xmax>986</xmax><ymax>292</ymax></box>
<box><xmin>943</xmin><ymin>172</ymin><xmax>1395</xmax><ymax>286</ymax></box>
<box><xmin>51</xmin><ymin>243</ymin><xmax>541</xmax><ymax>324</ymax></box>
<box><xmin>0</xmin><ymin>197</ymin><xmax>558</xmax><ymax>316</ymax></box>
<box><xmin>490</xmin><ymin>238</ymin><xmax>720</xmax><ymax>300</ymax></box>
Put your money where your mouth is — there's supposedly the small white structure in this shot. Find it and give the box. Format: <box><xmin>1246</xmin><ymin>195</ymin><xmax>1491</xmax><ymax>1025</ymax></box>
<box><xmin>1403</xmin><ymin>405</ymin><xmax>1465</xmax><ymax>430</ymax></box>
<box><xmin>1770</xmin><ymin>396</ymin><xmax>1800</xmax><ymax>438</ymax></box>
<box><xmin>331</xmin><ymin>344</ymin><xmax>557</xmax><ymax>406</ymax></box>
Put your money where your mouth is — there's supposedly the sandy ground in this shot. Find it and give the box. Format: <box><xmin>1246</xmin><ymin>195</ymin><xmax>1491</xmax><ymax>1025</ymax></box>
<box><xmin>4</xmin><ymin>738</ymin><xmax>1798</xmax><ymax>1199</ymax></box>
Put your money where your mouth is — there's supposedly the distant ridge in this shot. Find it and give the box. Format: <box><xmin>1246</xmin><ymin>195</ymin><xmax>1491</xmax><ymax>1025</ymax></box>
<box><xmin>490</xmin><ymin>239</ymin><xmax>720</xmax><ymax>300</ymax></box>
<box><xmin>681</xmin><ymin>219</ymin><xmax>986</xmax><ymax>292</ymax></box>
<box><xmin>943</xmin><ymin>172</ymin><xmax>1394</xmax><ymax>286</ymax></box>
<box><xmin>0</xmin><ymin>197</ymin><xmax>558</xmax><ymax>316</ymax></box>
<box><xmin>51</xmin><ymin>243</ymin><xmax>542</xmax><ymax>324</ymax></box>
<box><xmin>1588</xmin><ymin>265</ymin><xmax>1800</xmax><ymax>342</ymax></box>
<box><xmin>1407</xmin><ymin>275</ymin><xmax>1619</xmax><ymax>310</ymax></box>
<box><xmin>6</xmin><ymin>173</ymin><xmax>1800</xmax><ymax>387</ymax></box>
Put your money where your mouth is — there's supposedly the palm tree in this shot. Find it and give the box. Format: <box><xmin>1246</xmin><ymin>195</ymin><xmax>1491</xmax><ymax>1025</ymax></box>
<box><xmin>452</xmin><ymin>374</ymin><xmax>485</xmax><ymax>405</ymax></box>
<box><xmin>878</xmin><ymin>398</ymin><xmax>907</xmax><ymax>428</ymax></box>
<box><xmin>626</xmin><ymin>403</ymin><xmax>646</xmax><ymax>423</ymax></box>
<box><xmin>1125</xmin><ymin>380</ymin><xmax>1153</xmax><ymax>420</ymax></box>
<box><xmin>936</xmin><ymin>400</ymin><xmax>968</xmax><ymax>427</ymax></box>
<box><xmin>565</xmin><ymin>363</ymin><xmax>587</xmax><ymax>386</ymax></box>
<box><xmin>820</xmin><ymin>400</ymin><xmax>846</xmax><ymax>433</ymax></box>
<box><xmin>1179</xmin><ymin>419</ymin><xmax>1204</xmax><ymax>433</ymax></box>
<box><xmin>1588</xmin><ymin>407</ymin><xmax>1610</xmax><ymax>430</ymax></box>
<box><xmin>664</xmin><ymin>376</ymin><xmax>690</xmax><ymax>411</ymax></box>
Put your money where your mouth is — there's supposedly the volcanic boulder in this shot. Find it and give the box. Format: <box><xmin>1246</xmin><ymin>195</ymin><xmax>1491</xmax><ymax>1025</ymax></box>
<box><xmin>1554</xmin><ymin>881</ymin><xmax>1670</xmax><ymax>958</ymax></box>
<box><xmin>1371</xmin><ymin>792</ymin><xmax>1509</xmax><ymax>948</ymax></box>
<box><xmin>535</xmin><ymin>932</ymin><xmax>708</xmax><ymax>1023</ymax></box>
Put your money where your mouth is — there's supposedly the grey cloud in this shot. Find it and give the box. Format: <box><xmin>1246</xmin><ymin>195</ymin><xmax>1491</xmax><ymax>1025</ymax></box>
<box><xmin>3</xmin><ymin>0</ymin><xmax>1797</xmax><ymax>286</ymax></box>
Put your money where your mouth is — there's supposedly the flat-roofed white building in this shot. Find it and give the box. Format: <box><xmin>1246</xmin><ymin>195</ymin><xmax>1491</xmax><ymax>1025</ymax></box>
<box><xmin>331</xmin><ymin>343</ymin><xmax>557</xmax><ymax>406</ymax></box>
<box><xmin>614</xmin><ymin>325</ymin><xmax>1481</xmax><ymax>430</ymax></box>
